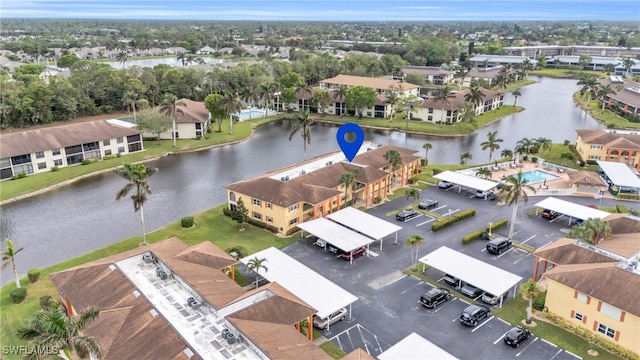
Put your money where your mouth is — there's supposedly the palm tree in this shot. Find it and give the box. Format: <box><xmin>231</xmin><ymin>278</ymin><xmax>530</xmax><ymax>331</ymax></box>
<box><xmin>405</xmin><ymin>187</ymin><xmax>421</xmax><ymax>202</ymax></box>
<box><xmin>433</xmin><ymin>85</ymin><xmax>456</xmax><ymax>124</ymax></box>
<box><xmin>422</xmin><ymin>142</ymin><xmax>432</xmax><ymax>167</ymax></box>
<box><xmin>122</xmin><ymin>90</ymin><xmax>139</xmax><ymax>122</ymax></box>
<box><xmin>512</xmin><ymin>89</ymin><xmax>522</xmax><ymax>106</ymax></box>
<box><xmin>500</xmin><ymin>171</ymin><xmax>536</xmax><ymax>240</ymax></box>
<box><xmin>454</xmin><ymin>66</ymin><xmax>469</xmax><ymax>89</ymax></box>
<box><xmin>596</xmin><ymin>84</ymin><xmax>616</xmax><ymax>112</ymax></box>
<box><xmin>577</xmin><ymin>75</ymin><xmax>597</xmax><ymax>104</ymax></box>
<box><xmin>501</xmin><ymin>149</ymin><xmax>514</xmax><ymax>162</ymax></box>
<box><xmin>404</xmin><ymin>234</ymin><xmax>425</xmax><ymax>267</ymax></box>
<box><xmin>259</xmin><ymin>81</ymin><xmax>273</xmax><ymax>111</ymax></box>
<box><xmin>536</xmin><ymin>137</ymin><xmax>552</xmax><ymax>157</ymax></box>
<box><xmin>295</xmin><ymin>81</ymin><xmax>313</xmax><ymax>107</ymax></box>
<box><xmin>333</xmin><ymin>85</ymin><xmax>348</xmax><ymax>117</ymax></box>
<box><xmin>464</xmin><ymin>86</ymin><xmax>485</xmax><ymax>109</ymax></box>
<box><xmin>475</xmin><ymin>167</ymin><xmax>492</xmax><ymax>179</ymax></box>
<box><xmin>520</xmin><ymin>279</ymin><xmax>539</xmax><ymax>324</ymax></box>
<box><xmin>459</xmin><ymin>102</ymin><xmax>476</xmax><ymax>124</ymax></box>
<box><xmin>240</xmin><ymin>85</ymin><xmax>260</xmax><ymax>118</ymax></box>
<box><xmin>114</xmin><ymin>163</ymin><xmax>159</xmax><ymax>246</ymax></box>
<box><xmin>18</xmin><ymin>306</ymin><xmax>102</xmax><ymax>360</ymax></box>
<box><xmin>2</xmin><ymin>240</ymin><xmax>24</xmax><ymax>288</ymax></box>
<box><xmin>219</xmin><ymin>92</ymin><xmax>242</xmax><ymax>135</ymax></box>
<box><xmin>288</xmin><ymin>110</ymin><xmax>314</xmax><ymax>161</ymax></box>
<box><xmin>516</xmin><ymin>137</ymin><xmax>536</xmax><ymax>154</ymax></box>
<box><xmin>385</xmin><ymin>87</ymin><xmax>399</xmax><ymax>120</ymax></box>
<box><xmin>459</xmin><ymin>151</ymin><xmax>473</xmax><ymax>165</ymax></box>
<box><xmin>339</xmin><ymin>169</ymin><xmax>360</xmax><ymax>207</ymax></box>
<box><xmin>481</xmin><ymin>130</ymin><xmax>504</xmax><ymax>162</ymax></box>
<box><xmin>621</xmin><ymin>57</ymin><xmax>636</xmax><ymax>77</ymax></box>
<box><xmin>582</xmin><ymin>218</ymin><xmax>612</xmax><ymax>245</ymax></box>
<box><xmin>159</xmin><ymin>95</ymin><xmax>186</xmax><ymax>147</ymax></box>
<box><xmin>176</xmin><ymin>52</ymin><xmax>187</xmax><ymax>67</ymax></box>
<box><xmin>247</xmin><ymin>256</ymin><xmax>268</xmax><ymax>288</ymax></box>
<box><xmin>116</xmin><ymin>49</ymin><xmax>129</xmax><ymax>69</ymax></box>
<box><xmin>521</xmin><ymin>59</ymin><xmax>534</xmax><ymax>76</ymax></box>
<box><xmin>383</xmin><ymin>149</ymin><xmax>403</xmax><ymax>190</ymax></box>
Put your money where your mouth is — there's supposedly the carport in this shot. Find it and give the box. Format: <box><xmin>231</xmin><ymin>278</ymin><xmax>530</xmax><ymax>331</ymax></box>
<box><xmin>378</xmin><ymin>332</ymin><xmax>458</xmax><ymax>360</ymax></box>
<box><xmin>434</xmin><ymin>170</ymin><xmax>499</xmax><ymax>198</ymax></box>
<box><xmin>597</xmin><ymin>160</ymin><xmax>640</xmax><ymax>193</ymax></box>
<box><xmin>534</xmin><ymin>197</ymin><xmax>610</xmax><ymax>225</ymax></box>
<box><xmin>240</xmin><ymin>247</ymin><xmax>359</xmax><ymax>331</ymax></box>
<box><xmin>326</xmin><ymin>207</ymin><xmax>402</xmax><ymax>251</ymax></box>
<box><xmin>298</xmin><ymin>218</ymin><xmax>375</xmax><ymax>263</ymax></box>
<box><xmin>418</xmin><ymin>246</ymin><xmax>522</xmax><ymax>308</ymax></box>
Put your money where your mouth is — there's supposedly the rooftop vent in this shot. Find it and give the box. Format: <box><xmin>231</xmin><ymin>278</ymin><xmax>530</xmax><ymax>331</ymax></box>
<box><xmin>108</xmin><ymin>264</ymin><xmax>116</xmax><ymax>271</ymax></box>
<box><xmin>280</xmin><ymin>176</ymin><xmax>290</xmax><ymax>182</ymax></box>
<box><xmin>149</xmin><ymin>309</ymin><xmax>158</xmax><ymax>318</ymax></box>
<box><xmin>326</xmin><ymin>161</ymin><xmax>333</xmax><ymax>166</ymax></box>
<box><xmin>132</xmin><ymin>290</ymin><xmax>141</xmax><ymax>298</ymax></box>
<box><xmin>183</xmin><ymin>348</ymin><xmax>195</xmax><ymax>359</ymax></box>
<box><xmin>300</xmin><ymin>170</ymin><xmax>306</xmax><ymax>175</ymax></box>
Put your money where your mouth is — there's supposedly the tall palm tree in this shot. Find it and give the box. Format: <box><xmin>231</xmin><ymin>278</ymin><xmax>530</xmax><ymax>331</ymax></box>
<box><xmin>122</xmin><ymin>90</ymin><xmax>139</xmax><ymax>122</ymax></box>
<box><xmin>240</xmin><ymin>85</ymin><xmax>260</xmax><ymax>118</ymax></box>
<box><xmin>475</xmin><ymin>167</ymin><xmax>492</xmax><ymax>179</ymax></box>
<box><xmin>577</xmin><ymin>74</ymin><xmax>597</xmax><ymax>105</ymax></box>
<box><xmin>159</xmin><ymin>95</ymin><xmax>186</xmax><ymax>147</ymax></box>
<box><xmin>501</xmin><ymin>149</ymin><xmax>513</xmax><ymax>161</ymax></box>
<box><xmin>520</xmin><ymin>279</ymin><xmax>539</xmax><ymax>324</ymax></box>
<box><xmin>116</xmin><ymin>49</ymin><xmax>129</xmax><ymax>69</ymax></box>
<box><xmin>247</xmin><ymin>256</ymin><xmax>268</xmax><ymax>288</ymax></box>
<box><xmin>18</xmin><ymin>306</ymin><xmax>102</xmax><ymax>360</ymax></box>
<box><xmin>219</xmin><ymin>92</ymin><xmax>242</xmax><ymax>135</ymax></box>
<box><xmin>385</xmin><ymin>87</ymin><xmax>399</xmax><ymax>120</ymax></box>
<box><xmin>404</xmin><ymin>234</ymin><xmax>425</xmax><ymax>267</ymax></box>
<box><xmin>464</xmin><ymin>86</ymin><xmax>485</xmax><ymax>109</ymax></box>
<box><xmin>500</xmin><ymin>171</ymin><xmax>536</xmax><ymax>240</ymax></box>
<box><xmin>621</xmin><ymin>57</ymin><xmax>636</xmax><ymax>77</ymax></box>
<box><xmin>288</xmin><ymin>110</ymin><xmax>314</xmax><ymax>161</ymax></box>
<box><xmin>339</xmin><ymin>169</ymin><xmax>360</xmax><ymax>206</ymax></box>
<box><xmin>295</xmin><ymin>81</ymin><xmax>313</xmax><ymax>102</ymax></box>
<box><xmin>2</xmin><ymin>240</ymin><xmax>24</xmax><ymax>288</ymax></box>
<box><xmin>481</xmin><ymin>130</ymin><xmax>504</xmax><ymax>162</ymax></box>
<box><xmin>516</xmin><ymin>137</ymin><xmax>536</xmax><ymax>154</ymax></box>
<box><xmin>114</xmin><ymin>163</ymin><xmax>159</xmax><ymax>246</ymax></box>
<box><xmin>176</xmin><ymin>52</ymin><xmax>187</xmax><ymax>67</ymax></box>
<box><xmin>259</xmin><ymin>81</ymin><xmax>273</xmax><ymax>111</ymax></box>
<box><xmin>422</xmin><ymin>142</ymin><xmax>432</xmax><ymax>167</ymax></box>
<box><xmin>454</xmin><ymin>66</ymin><xmax>469</xmax><ymax>89</ymax></box>
<box><xmin>405</xmin><ymin>187</ymin><xmax>420</xmax><ymax>201</ymax></box>
<box><xmin>459</xmin><ymin>151</ymin><xmax>473</xmax><ymax>165</ymax></box>
<box><xmin>433</xmin><ymin>85</ymin><xmax>456</xmax><ymax>124</ymax></box>
<box><xmin>383</xmin><ymin>149</ymin><xmax>403</xmax><ymax>190</ymax></box>
<box><xmin>333</xmin><ymin>85</ymin><xmax>348</xmax><ymax>117</ymax></box>
<box><xmin>596</xmin><ymin>84</ymin><xmax>616</xmax><ymax>112</ymax></box>
<box><xmin>512</xmin><ymin>89</ymin><xmax>522</xmax><ymax>106</ymax></box>
<box><xmin>536</xmin><ymin>137</ymin><xmax>552</xmax><ymax>157</ymax></box>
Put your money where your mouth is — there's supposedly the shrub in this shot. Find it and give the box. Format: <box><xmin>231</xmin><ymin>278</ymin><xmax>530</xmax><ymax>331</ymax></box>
<box><xmin>225</xmin><ymin>246</ymin><xmax>248</xmax><ymax>259</ymax></box>
<box><xmin>531</xmin><ymin>156</ymin><xmax>538</xmax><ymax>163</ymax></box>
<box><xmin>39</xmin><ymin>295</ymin><xmax>57</xmax><ymax>310</ymax></box>
<box><xmin>532</xmin><ymin>291</ymin><xmax>546</xmax><ymax>311</ymax></box>
<box><xmin>103</xmin><ymin>155</ymin><xmax>116</xmax><ymax>160</ymax></box>
<box><xmin>407</xmin><ymin>176</ymin><xmax>418</xmax><ymax>184</ymax></box>
<box><xmin>616</xmin><ymin>204</ymin><xmax>628</xmax><ymax>213</ymax></box>
<box><xmin>286</xmin><ymin>226</ymin><xmax>300</xmax><ymax>236</ymax></box>
<box><xmin>522</xmin><ymin>155</ymin><xmax>528</xmax><ymax>161</ymax></box>
<box><xmin>374</xmin><ymin>196</ymin><xmax>382</xmax><ymax>204</ymax></box>
<box><xmin>81</xmin><ymin>159</ymin><xmax>91</xmax><ymax>165</ymax></box>
<box><xmin>563</xmin><ymin>140</ymin><xmax>571</xmax><ymax>146</ymax></box>
<box><xmin>116</xmin><ymin>153</ymin><xmax>122</xmax><ymax>158</ymax></box>
<box><xmin>222</xmin><ymin>207</ymin><xmax>232</xmax><ymax>217</ymax></box>
<box><xmin>12</xmin><ymin>173</ymin><xmax>27</xmax><ymax>180</ymax></box>
<box><xmin>10</xmin><ymin>288</ymin><xmax>27</xmax><ymax>304</ymax></box>
<box><xmin>617</xmin><ymin>193</ymin><xmax>640</xmax><ymax>201</ymax></box>
<box><xmin>586</xmin><ymin>159</ymin><xmax>598</xmax><ymax>165</ymax></box>
<box><xmin>420</xmin><ymin>158</ymin><xmax>428</xmax><ymax>166</ymax></box>
<box><xmin>431</xmin><ymin>209</ymin><xmax>476</xmax><ymax>232</ymax></box>
<box><xmin>27</xmin><ymin>268</ymin><xmax>41</xmax><ymax>283</ymax></box>
<box><xmin>432</xmin><ymin>168</ymin><xmax>442</xmax><ymax>175</ymax></box>
<box><xmin>462</xmin><ymin>230</ymin><xmax>485</xmax><ymax>245</ymax></box>
<box><xmin>181</xmin><ymin>216</ymin><xmax>194</xmax><ymax>228</ymax></box>
<box><xmin>51</xmin><ymin>166</ymin><xmax>60</xmax><ymax>172</ymax></box>
<box><xmin>488</xmin><ymin>219</ymin><xmax>508</xmax><ymax>232</ymax></box>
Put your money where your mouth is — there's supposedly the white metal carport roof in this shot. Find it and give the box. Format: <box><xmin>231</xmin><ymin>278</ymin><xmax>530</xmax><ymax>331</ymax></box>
<box><xmin>434</xmin><ymin>170</ymin><xmax>499</xmax><ymax>191</ymax></box>
<box><xmin>378</xmin><ymin>332</ymin><xmax>458</xmax><ymax>360</ymax></box>
<box><xmin>326</xmin><ymin>207</ymin><xmax>402</xmax><ymax>251</ymax></box>
<box><xmin>418</xmin><ymin>246</ymin><xmax>522</xmax><ymax>304</ymax></box>
<box><xmin>297</xmin><ymin>217</ymin><xmax>375</xmax><ymax>253</ymax></box>
<box><xmin>240</xmin><ymin>247</ymin><xmax>358</xmax><ymax>320</ymax></box>
<box><xmin>534</xmin><ymin>197</ymin><xmax>610</xmax><ymax>223</ymax></box>
<box><xmin>597</xmin><ymin>161</ymin><xmax>640</xmax><ymax>188</ymax></box>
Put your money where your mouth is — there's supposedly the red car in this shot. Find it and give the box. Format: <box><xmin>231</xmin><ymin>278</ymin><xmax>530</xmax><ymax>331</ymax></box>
<box><xmin>340</xmin><ymin>247</ymin><xmax>367</xmax><ymax>261</ymax></box>
<box><xmin>541</xmin><ymin>209</ymin><xmax>559</xmax><ymax>219</ymax></box>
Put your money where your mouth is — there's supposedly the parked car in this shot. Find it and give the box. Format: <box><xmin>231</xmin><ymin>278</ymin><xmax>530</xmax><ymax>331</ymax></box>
<box><xmin>314</xmin><ymin>238</ymin><xmax>327</xmax><ymax>248</ymax></box>
<box><xmin>460</xmin><ymin>283</ymin><xmax>484</xmax><ymax>298</ymax></box>
<box><xmin>475</xmin><ymin>189</ymin><xmax>496</xmax><ymax>200</ymax></box>
<box><xmin>396</xmin><ymin>209</ymin><xmax>420</xmax><ymax>221</ymax></box>
<box><xmin>541</xmin><ymin>209</ymin><xmax>559</xmax><ymax>219</ymax></box>
<box><xmin>339</xmin><ymin>247</ymin><xmax>367</xmax><ymax>261</ymax></box>
<box><xmin>420</xmin><ymin>288</ymin><xmax>452</xmax><ymax>308</ymax></box>
<box><xmin>459</xmin><ymin>304</ymin><xmax>490</xmax><ymax>327</ymax></box>
<box><xmin>574</xmin><ymin>219</ymin><xmax>584</xmax><ymax>226</ymax></box>
<box><xmin>486</xmin><ymin>237</ymin><xmax>512</xmax><ymax>255</ymax></box>
<box><xmin>481</xmin><ymin>291</ymin><xmax>508</xmax><ymax>306</ymax></box>
<box><xmin>313</xmin><ymin>308</ymin><xmax>348</xmax><ymax>329</ymax></box>
<box><xmin>418</xmin><ymin>199</ymin><xmax>439</xmax><ymax>209</ymax></box>
<box><xmin>504</xmin><ymin>326</ymin><xmax>531</xmax><ymax>347</ymax></box>
<box><xmin>442</xmin><ymin>274</ymin><xmax>460</xmax><ymax>287</ymax></box>
<box><xmin>438</xmin><ymin>181</ymin><xmax>454</xmax><ymax>189</ymax></box>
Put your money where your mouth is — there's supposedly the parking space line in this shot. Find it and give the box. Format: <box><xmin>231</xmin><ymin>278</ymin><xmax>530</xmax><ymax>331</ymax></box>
<box><xmin>373</xmin><ymin>333</ymin><xmax>383</xmax><ymax>354</ymax></box>
<box><xmin>432</xmin><ymin>205</ymin><xmax>447</xmax><ymax>212</ymax></box>
<box><xmin>514</xmin><ymin>253</ymin><xmax>532</xmax><ymax>264</ymax></box>
<box><xmin>386</xmin><ymin>274</ymin><xmax>407</xmax><ymax>287</ymax></box>
<box><xmin>496</xmin><ymin>317</ymin><xmax>510</xmax><ymax>325</ymax></box>
<box><xmin>331</xmin><ymin>324</ymin><xmax>359</xmax><ymax>339</ymax></box>
<box><xmin>346</xmin><ymin>328</ymin><xmax>356</xmax><ymax>352</ymax></box>
<box><xmin>516</xmin><ymin>337</ymin><xmax>538</xmax><ymax>357</ymax></box>
<box><xmin>400</xmin><ymin>281</ymin><xmax>424</xmax><ymax>295</ymax></box>
<box><xmin>497</xmin><ymin>247</ymin><xmax>515</xmax><ymax>258</ymax></box>
<box><xmin>549</xmin><ymin>215</ymin><xmax>565</xmax><ymax>223</ymax></box>
<box><xmin>521</xmin><ymin>235</ymin><xmax>536</xmax><ymax>244</ymax></box>
<box><xmin>356</xmin><ymin>325</ymin><xmax>370</xmax><ymax>354</ymax></box>
<box><xmin>539</xmin><ymin>241</ymin><xmax>553</xmax><ymax>250</ymax></box>
<box><xmin>452</xmin><ymin>317</ymin><xmax>459</xmax><ymax>322</ymax></box>
<box><xmin>335</xmin><ymin>335</ymin><xmax>343</xmax><ymax>350</ymax></box>
<box><xmin>403</xmin><ymin>214</ymin><xmax>424</xmax><ymax>222</ymax></box>
<box><xmin>471</xmin><ymin>315</ymin><xmax>494</xmax><ymax>332</ymax></box>
<box><xmin>541</xmin><ymin>338</ymin><xmax>558</xmax><ymax>347</ymax></box>
<box><xmin>493</xmin><ymin>331</ymin><xmax>508</xmax><ymax>344</ymax></box>
<box><xmin>434</xmin><ymin>297</ymin><xmax>456</xmax><ymax>312</ymax></box>
<box><xmin>480</xmin><ymin>248</ymin><xmax>487</xmax><ymax>252</ymax></box>
<box><xmin>416</xmin><ymin>218</ymin><xmax>436</xmax><ymax>227</ymax></box>
<box><xmin>563</xmin><ymin>349</ymin><xmax>582</xmax><ymax>359</ymax></box>
<box><xmin>550</xmin><ymin>349</ymin><xmax>564</xmax><ymax>359</ymax></box>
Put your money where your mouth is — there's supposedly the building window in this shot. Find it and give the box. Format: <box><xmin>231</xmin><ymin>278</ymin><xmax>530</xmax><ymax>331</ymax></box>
<box><xmin>118</xmin><ymin>147</ymin><xmax>125</xmax><ymax>153</ymax></box>
<box><xmin>289</xmin><ymin>204</ymin><xmax>298</xmax><ymax>211</ymax></box>
<box><xmin>103</xmin><ymin>139</ymin><xmax>111</xmax><ymax>146</ymax></box>
<box><xmin>600</xmin><ymin>302</ymin><xmax>622</xmax><ymax>321</ymax></box>
<box><xmin>117</xmin><ymin>137</ymin><xmax>124</xmax><ymax>144</ymax></box>
<box><xmin>428</xmin><ymin>108</ymin><xmax>433</xmax><ymax>114</ymax></box>
<box><xmin>576</xmin><ymin>292</ymin><xmax>588</xmax><ymax>303</ymax></box>
<box><xmin>589</xmin><ymin>155</ymin><xmax>600</xmax><ymax>160</ymax></box>
<box><xmin>289</xmin><ymin>217</ymin><xmax>298</xmax><ymax>225</ymax></box>
<box><xmin>105</xmin><ymin>149</ymin><xmax>112</xmax><ymax>156</ymax></box>
<box><xmin>266</xmin><ymin>216</ymin><xmax>273</xmax><ymax>223</ymax></box>
<box><xmin>253</xmin><ymin>198</ymin><xmax>261</xmax><ymax>206</ymax></box>
<box><xmin>597</xmin><ymin>323</ymin><xmax>616</xmax><ymax>339</ymax></box>
<box><xmin>35</xmin><ymin>151</ymin><xmax>44</xmax><ymax>159</ymax></box>
<box><xmin>252</xmin><ymin>212</ymin><xmax>262</xmax><ymax>220</ymax></box>
<box><xmin>266</xmin><ymin>203</ymin><xmax>272</xmax><ymax>209</ymax></box>
<box><xmin>37</xmin><ymin>162</ymin><xmax>46</xmax><ymax>170</ymax></box>
<box><xmin>229</xmin><ymin>192</ymin><xmax>236</xmax><ymax>202</ymax></box>
<box><xmin>591</xmin><ymin>145</ymin><xmax>601</xmax><ymax>149</ymax></box>
<box><xmin>574</xmin><ymin>313</ymin><xmax>583</xmax><ymax>321</ymax></box>
<box><xmin>54</xmin><ymin>159</ymin><xmax>63</xmax><ymax>166</ymax></box>
<box><xmin>52</xmin><ymin>148</ymin><xmax>61</xmax><ymax>155</ymax></box>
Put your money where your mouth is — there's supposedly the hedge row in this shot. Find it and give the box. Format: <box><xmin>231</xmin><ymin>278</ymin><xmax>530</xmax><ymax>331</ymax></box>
<box><xmin>617</xmin><ymin>193</ymin><xmax>640</xmax><ymax>201</ymax></box>
<box><xmin>431</xmin><ymin>209</ymin><xmax>476</xmax><ymax>232</ymax></box>
<box><xmin>616</xmin><ymin>204</ymin><xmax>628</xmax><ymax>213</ymax></box>
<box><xmin>489</xmin><ymin>219</ymin><xmax>508</xmax><ymax>231</ymax></box>
<box><xmin>221</xmin><ymin>208</ymin><xmax>279</xmax><ymax>234</ymax></box>
<box><xmin>461</xmin><ymin>218</ymin><xmax>509</xmax><ymax>245</ymax></box>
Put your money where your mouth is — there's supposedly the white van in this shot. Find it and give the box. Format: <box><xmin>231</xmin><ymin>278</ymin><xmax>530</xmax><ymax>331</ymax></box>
<box><xmin>312</xmin><ymin>308</ymin><xmax>348</xmax><ymax>329</ymax></box>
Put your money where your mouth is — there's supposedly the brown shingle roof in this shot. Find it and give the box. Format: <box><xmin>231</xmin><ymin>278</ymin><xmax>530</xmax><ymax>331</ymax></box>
<box><xmin>174</xmin><ymin>241</ymin><xmax>237</xmax><ymax>270</ymax></box>
<box><xmin>226</xmin><ymin>177</ymin><xmax>342</xmax><ymax>208</ymax></box>
<box><xmin>226</xmin><ymin>318</ymin><xmax>331</xmax><ymax>360</ymax></box>
<box><xmin>605</xmin><ymin>213</ymin><xmax>640</xmax><ymax>234</ymax></box>
<box><xmin>566</xmin><ymin>171</ymin><xmax>607</xmax><ymax>186</ymax></box>
<box><xmin>176</xmin><ymin>98</ymin><xmax>209</xmax><ymax>124</ymax></box>
<box><xmin>342</xmin><ymin>348</ymin><xmax>377</xmax><ymax>360</ymax></box>
<box><xmin>0</xmin><ymin>120</ymin><xmax>141</xmax><ymax>158</ymax></box>
<box><xmin>353</xmin><ymin>145</ymin><xmax>420</xmax><ymax>169</ymax></box>
<box><xmin>534</xmin><ymin>238</ymin><xmax>617</xmax><ymax>265</ymax></box>
<box><xmin>597</xmin><ymin>233</ymin><xmax>640</xmax><ymax>258</ymax></box>
<box><xmin>544</xmin><ymin>262</ymin><xmax>640</xmax><ymax>316</ymax></box>
<box><xmin>576</xmin><ymin>129</ymin><xmax>640</xmax><ymax>149</ymax></box>
<box><xmin>321</xmin><ymin>74</ymin><xmax>420</xmax><ymax>91</ymax></box>
<box><xmin>228</xmin><ymin>283</ymin><xmax>316</xmax><ymax>325</ymax></box>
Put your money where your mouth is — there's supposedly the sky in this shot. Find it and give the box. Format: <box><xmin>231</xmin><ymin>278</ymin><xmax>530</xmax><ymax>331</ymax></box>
<box><xmin>1</xmin><ymin>0</ymin><xmax>639</xmax><ymax>21</ymax></box>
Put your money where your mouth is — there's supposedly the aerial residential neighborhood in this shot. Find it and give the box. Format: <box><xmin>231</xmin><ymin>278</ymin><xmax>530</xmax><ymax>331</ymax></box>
<box><xmin>1</xmin><ymin>7</ymin><xmax>640</xmax><ymax>360</ymax></box>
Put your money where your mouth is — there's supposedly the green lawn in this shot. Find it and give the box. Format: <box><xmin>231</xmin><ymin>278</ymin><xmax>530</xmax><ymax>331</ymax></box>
<box><xmin>319</xmin><ymin>341</ymin><xmax>347</xmax><ymax>359</ymax></box>
<box><xmin>0</xmin><ymin>204</ymin><xmax>295</xmax><ymax>356</ymax></box>
<box><xmin>0</xmin><ymin>116</ymin><xmax>277</xmax><ymax>202</ymax></box>
<box><xmin>530</xmin><ymin>68</ymin><xmax>605</xmax><ymax>79</ymax></box>
<box><xmin>573</xmin><ymin>92</ymin><xmax>640</xmax><ymax>130</ymax></box>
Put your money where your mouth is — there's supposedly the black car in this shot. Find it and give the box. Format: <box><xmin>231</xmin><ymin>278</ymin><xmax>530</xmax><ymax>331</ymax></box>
<box><xmin>396</xmin><ymin>209</ymin><xmax>420</xmax><ymax>221</ymax></box>
<box><xmin>418</xmin><ymin>199</ymin><xmax>439</xmax><ymax>209</ymax></box>
<box><xmin>486</xmin><ymin>237</ymin><xmax>512</xmax><ymax>255</ymax></box>
<box><xmin>443</xmin><ymin>274</ymin><xmax>460</xmax><ymax>287</ymax></box>
<box><xmin>460</xmin><ymin>283</ymin><xmax>483</xmax><ymax>298</ymax></box>
<box><xmin>420</xmin><ymin>288</ymin><xmax>452</xmax><ymax>308</ymax></box>
<box><xmin>504</xmin><ymin>326</ymin><xmax>531</xmax><ymax>347</ymax></box>
<box><xmin>460</xmin><ymin>304</ymin><xmax>490</xmax><ymax>327</ymax></box>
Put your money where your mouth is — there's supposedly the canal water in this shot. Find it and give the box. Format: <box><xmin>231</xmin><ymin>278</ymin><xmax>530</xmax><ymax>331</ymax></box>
<box><xmin>0</xmin><ymin>77</ymin><xmax>603</xmax><ymax>284</ymax></box>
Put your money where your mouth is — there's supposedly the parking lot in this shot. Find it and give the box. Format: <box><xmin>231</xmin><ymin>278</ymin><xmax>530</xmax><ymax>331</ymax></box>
<box><xmin>280</xmin><ymin>190</ymin><xmax>624</xmax><ymax>358</ymax></box>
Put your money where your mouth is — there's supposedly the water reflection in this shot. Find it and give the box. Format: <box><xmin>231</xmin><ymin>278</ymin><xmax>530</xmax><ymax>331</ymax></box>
<box><xmin>100</xmin><ymin>57</ymin><xmax>223</xmax><ymax>69</ymax></box>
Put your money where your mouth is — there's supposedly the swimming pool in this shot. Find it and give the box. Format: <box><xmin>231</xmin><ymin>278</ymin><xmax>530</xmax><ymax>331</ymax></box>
<box><xmin>235</xmin><ymin>109</ymin><xmax>267</xmax><ymax>119</ymax></box>
<box><xmin>520</xmin><ymin>170</ymin><xmax>559</xmax><ymax>184</ymax></box>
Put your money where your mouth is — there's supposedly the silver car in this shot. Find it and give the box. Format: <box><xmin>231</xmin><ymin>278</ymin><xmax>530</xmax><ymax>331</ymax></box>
<box><xmin>313</xmin><ymin>308</ymin><xmax>348</xmax><ymax>329</ymax></box>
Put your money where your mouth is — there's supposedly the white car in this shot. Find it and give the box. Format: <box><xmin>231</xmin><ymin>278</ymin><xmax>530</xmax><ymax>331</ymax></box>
<box><xmin>313</xmin><ymin>308</ymin><xmax>348</xmax><ymax>329</ymax></box>
<box><xmin>438</xmin><ymin>181</ymin><xmax>454</xmax><ymax>189</ymax></box>
<box><xmin>314</xmin><ymin>238</ymin><xmax>327</xmax><ymax>248</ymax></box>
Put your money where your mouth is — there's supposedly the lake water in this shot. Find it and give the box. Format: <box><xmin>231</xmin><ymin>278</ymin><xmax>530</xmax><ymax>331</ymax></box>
<box><xmin>100</xmin><ymin>57</ymin><xmax>223</xmax><ymax>69</ymax></box>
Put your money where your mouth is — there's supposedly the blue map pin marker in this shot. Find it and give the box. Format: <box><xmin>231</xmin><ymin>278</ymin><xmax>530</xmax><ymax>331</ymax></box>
<box><xmin>336</xmin><ymin>123</ymin><xmax>364</xmax><ymax>162</ymax></box>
